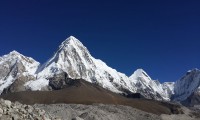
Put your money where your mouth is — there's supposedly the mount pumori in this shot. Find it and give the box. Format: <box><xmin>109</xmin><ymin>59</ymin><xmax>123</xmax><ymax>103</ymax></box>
<box><xmin>1</xmin><ymin>36</ymin><xmax>198</xmax><ymax>103</ymax></box>
<box><xmin>36</xmin><ymin>36</ymin><xmax>136</xmax><ymax>94</ymax></box>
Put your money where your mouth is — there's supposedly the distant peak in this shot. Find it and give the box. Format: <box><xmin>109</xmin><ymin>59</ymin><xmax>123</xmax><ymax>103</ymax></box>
<box><xmin>62</xmin><ymin>36</ymin><xmax>79</xmax><ymax>44</ymax></box>
<box><xmin>0</xmin><ymin>50</ymin><xmax>39</xmax><ymax>64</ymax></box>
<box><xmin>187</xmin><ymin>68</ymin><xmax>199</xmax><ymax>73</ymax></box>
<box><xmin>130</xmin><ymin>68</ymin><xmax>152</xmax><ymax>80</ymax></box>
<box><xmin>68</xmin><ymin>35</ymin><xmax>77</xmax><ymax>40</ymax></box>
<box><xmin>64</xmin><ymin>36</ymin><xmax>79</xmax><ymax>43</ymax></box>
<box><xmin>9</xmin><ymin>50</ymin><xmax>21</xmax><ymax>55</ymax></box>
<box><xmin>135</xmin><ymin>68</ymin><xmax>145</xmax><ymax>73</ymax></box>
<box><xmin>59</xmin><ymin>36</ymin><xmax>85</xmax><ymax>49</ymax></box>
<box><xmin>133</xmin><ymin>69</ymin><xmax>147</xmax><ymax>76</ymax></box>
<box><xmin>192</xmin><ymin>68</ymin><xmax>199</xmax><ymax>71</ymax></box>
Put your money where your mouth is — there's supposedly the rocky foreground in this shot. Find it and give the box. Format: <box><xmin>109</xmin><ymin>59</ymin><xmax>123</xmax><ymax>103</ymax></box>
<box><xmin>0</xmin><ymin>99</ymin><xmax>59</xmax><ymax>120</ymax></box>
<box><xmin>35</xmin><ymin>104</ymin><xmax>161</xmax><ymax>120</ymax></box>
<box><xmin>35</xmin><ymin>104</ymin><xmax>200</xmax><ymax>120</ymax></box>
<box><xmin>0</xmin><ymin>98</ymin><xmax>199</xmax><ymax>120</ymax></box>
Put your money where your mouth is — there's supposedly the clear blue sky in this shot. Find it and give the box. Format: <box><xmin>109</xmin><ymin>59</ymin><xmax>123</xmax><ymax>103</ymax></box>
<box><xmin>0</xmin><ymin>0</ymin><xmax>200</xmax><ymax>83</ymax></box>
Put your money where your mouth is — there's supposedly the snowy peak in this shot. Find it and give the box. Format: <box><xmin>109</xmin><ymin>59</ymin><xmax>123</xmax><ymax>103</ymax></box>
<box><xmin>58</xmin><ymin>36</ymin><xmax>89</xmax><ymax>53</ymax></box>
<box><xmin>1</xmin><ymin>50</ymin><xmax>28</xmax><ymax>61</ymax></box>
<box><xmin>37</xmin><ymin>36</ymin><xmax>94</xmax><ymax>78</ymax></box>
<box><xmin>187</xmin><ymin>68</ymin><xmax>199</xmax><ymax>73</ymax></box>
<box><xmin>0</xmin><ymin>51</ymin><xmax>40</xmax><ymax>93</ymax></box>
<box><xmin>129</xmin><ymin>69</ymin><xmax>152</xmax><ymax>83</ymax></box>
<box><xmin>0</xmin><ymin>50</ymin><xmax>40</xmax><ymax>74</ymax></box>
<box><xmin>37</xmin><ymin>36</ymin><xmax>135</xmax><ymax>94</ymax></box>
<box><xmin>8</xmin><ymin>50</ymin><xmax>21</xmax><ymax>55</ymax></box>
<box><xmin>1</xmin><ymin>50</ymin><xmax>21</xmax><ymax>61</ymax></box>
<box><xmin>173</xmin><ymin>68</ymin><xmax>200</xmax><ymax>101</ymax></box>
<box><xmin>0</xmin><ymin>50</ymin><xmax>40</xmax><ymax>75</ymax></box>
<box><xmin>2</xmin><ymin>50</ymin><xmax>36</xmax><ymax>61</ymax></box>
<box><xmin>184</xmin><ymin>68</ymin><xmax>200</xmax><ymax>78</ymax></box>
<box><xmin>129</xmin><ymin>69</ymin><xmax>171</xmax><ymax>101</ymax></box>
<box><xmin>60</xmin><ymin>36</ymin><xmax>83</xmax><ymax>47</ymax></box>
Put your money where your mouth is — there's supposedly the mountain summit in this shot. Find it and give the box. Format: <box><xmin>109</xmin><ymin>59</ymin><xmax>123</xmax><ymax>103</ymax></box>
<box><xmin>37</xmin><ymin>36</ymin><xmax>136</xmax><ymax>94</ymax></box>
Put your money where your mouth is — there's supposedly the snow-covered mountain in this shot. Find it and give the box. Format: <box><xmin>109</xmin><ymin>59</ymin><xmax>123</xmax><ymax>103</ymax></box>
<box><xmin>173</xmin><ymin>69</ymin><xmax>200</xmax><ymax>105</ymax></box>
<box><xmin>35</xmin><ymin>36</ymin><xmax>175</xmax><ymax>100</ymax></box>
<box><xmin>36</xmin><ymin>36</ymin><xmax>136</xmax><ymax>94</ymax></box>
<box><xmin>1</xmin><ymin>36</ymin><xmax>199</xmax><ymax>105</ymax></box>
<box><xmin>0</xmin><ymin>51</ymin><xmax>40</xmax><ymax>94</ymax></box>
<box><xmin>0</xmin><ymin>36</ymin><xmax>175</xmax><ymax>101</ymax></box>
<box><xmin>129</xmin><ymin>69</ymin><xmax>173</xmax><ymax>101</ymax></box>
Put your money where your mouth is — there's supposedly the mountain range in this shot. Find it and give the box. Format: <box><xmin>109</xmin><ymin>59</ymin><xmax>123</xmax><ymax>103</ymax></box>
<box><xmin>0</xmin><ymin>36</ymin><xmax>199</xmax><ymax>106</ymax></box>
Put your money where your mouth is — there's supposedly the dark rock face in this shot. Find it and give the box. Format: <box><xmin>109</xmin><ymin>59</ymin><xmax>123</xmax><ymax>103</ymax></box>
<box><xmin>126</xmin><ymin>93</ymin><xmax>145</xmax><ymax>99</ymax></box>
<box><xmin>182</xmin><ymin>91</ymin><xmax>200</xmax><ymax>107</ymax></box>
<box><xmin>48</xmin><ymin>72</ymin><xmax>80</xmax><ymax>90</ymax></box>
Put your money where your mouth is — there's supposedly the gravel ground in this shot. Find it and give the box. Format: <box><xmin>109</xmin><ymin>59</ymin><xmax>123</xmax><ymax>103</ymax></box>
<box><xmin>35</xmin><ymin>104</ymin><xmax>162</xmax><ymax>120</ymax></box>
<box><xmin>161</xmin><ymin>106</ymin><xmax>200</xmax><ymax>120</ymax></box>
<box><xmin>160</xmin><ymin>114</ymin><xmax>199</xmax><ymax>120</ymax></box>
<box><xmin>0</xmin><ymin>99</ymin><xmax>57</xmax><ymax>120</ymax></box>
<box><xmin>0</xmin><ymin>99</ymin><xmax>198</xmax><ymax>120</ymax></box>
<box><xmin>35</xmin><ymin>104</ymin><xmax>200</xmax><ymax>120</ymax></box>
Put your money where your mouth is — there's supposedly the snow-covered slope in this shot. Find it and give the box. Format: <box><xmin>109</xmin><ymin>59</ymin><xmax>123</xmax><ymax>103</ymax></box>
<box><xmin>162</xmin><ymin>82</ymin><xmax>175</xmax><ymax>99</ymax></box>
<box><xmin>37</xmin><ymin>36</ymin><xmax>136</xmax><ymax>93</ymax></box>
<box><xmin>129</xmin><ymin>69</ymin><xmax>172</xmax><ymax>101</ymax></box>
<box><xmin>0</xmin><ymin>51</ymin><xmax>40</xmax><ymax>93</ymax></box>
<box><xmin>173</xmin><ymin>69</ymin><xmax>200</xmax><ymax>102</ymax></box>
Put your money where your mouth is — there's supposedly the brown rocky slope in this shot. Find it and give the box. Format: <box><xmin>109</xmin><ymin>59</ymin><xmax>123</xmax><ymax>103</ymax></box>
<box><xmin>0</xmin><ymin>79</ymin><xmax>183</xmax><ymax>115</ymax></box>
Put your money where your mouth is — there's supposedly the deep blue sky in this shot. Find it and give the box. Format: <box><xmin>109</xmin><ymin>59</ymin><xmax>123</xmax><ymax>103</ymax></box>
<box><xmin>0</xmin><ymin>0</ymin><xmax>200</xmax><ymax>83</ymax></box>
